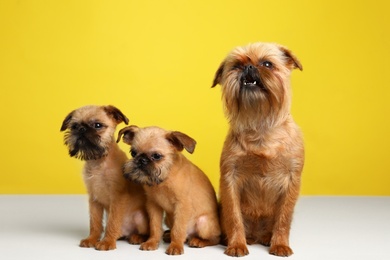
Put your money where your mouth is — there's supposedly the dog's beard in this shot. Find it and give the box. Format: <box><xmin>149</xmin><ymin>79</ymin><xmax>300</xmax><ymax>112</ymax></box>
<box><xmin>123</xmin><ymin>161</ymin><xmax>170</xmax><ymax>186</ymax></box>
<box><xmin>64</xmin><ymin>133</ymin><xmax>108</xmax><ymax>161</ymax></box>
<box><xmin>223</xmin><ymin>70</ymin><xmax>288</xmax><ymax>129</ymax></box>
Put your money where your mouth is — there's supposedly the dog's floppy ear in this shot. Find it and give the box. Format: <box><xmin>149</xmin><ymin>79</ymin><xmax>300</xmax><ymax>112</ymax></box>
<box><xmin>166</xmin><ymin>131</ymin><xmax>197</xmax><ymax>154</ymax></box>
<box><xmin>60</xmin><ymin>111</ymin><xmax>74</xmax><ymax>131</ymax></box>
<box><xmin>279</xmin><ymin>46</ymin><xmax>303</xmax><ymax>71</ymax></box>
<box><xmin>116</xmin><ymin>125</ymin><xmax>139</xmax><ymax>144</ymax></box>
<box><xmin>103</xmin><ymin>105</ymin><xmax>130</xmax><ymax>125</ymax></box>
<box><xmin>211</xmin><ymin>61</ymin><xmax>225</xmax><ymax>88</ymax></box>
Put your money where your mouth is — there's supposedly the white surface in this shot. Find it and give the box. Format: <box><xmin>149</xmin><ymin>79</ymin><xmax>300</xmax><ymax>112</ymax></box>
<box><xmin>0</xmin><ymin>195</ymin><xmax>389</xmax><ymax>260</ymax></box>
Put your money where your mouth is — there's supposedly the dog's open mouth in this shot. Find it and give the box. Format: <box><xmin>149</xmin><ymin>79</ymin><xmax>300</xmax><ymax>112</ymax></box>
<box><xmin>242</xmin><ymin>79</ymin><xmax>258</xmax><ymax>87</ymax></box>
<box><xmin>241</xmin><ymin>75</ymin><xmax>266</xmax><ymax>91</ymax></box>
<box><xmin>240</xmin><ymin>66</ymin><xmax>265</xmax><ymax>90</ymax></box>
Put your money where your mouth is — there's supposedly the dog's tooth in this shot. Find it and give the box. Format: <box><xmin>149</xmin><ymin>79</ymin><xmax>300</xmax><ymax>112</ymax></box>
<box><xmin>254</xmin><ymin>81</ymin><xmax>256</xmax><ymax>84</ymax></box>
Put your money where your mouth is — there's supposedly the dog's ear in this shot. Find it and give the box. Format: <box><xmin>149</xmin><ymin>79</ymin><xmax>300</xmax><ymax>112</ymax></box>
<box><xmin>103</xmin><ymin>105</ymin><xmax>129</xmax><ymax>125</ymax></box>
<box><xmin>166</xmin><ymin>131</ymin><xmax>197</xmax><ymax>154</ymax></box>
<box><xmin>279</xmin><ymin>46</ymin><xmax>303</xmax><ymax>71</ymax></box>
<box><xmin>116</xmin><ymin>125</ymin><xmax>139</xmax><ymax>144</ymax></box>
<box><xmin>60</xmin><ymin>111</ymin><xmax>74</xmax><ymax>131</ymax></box>
<box><xmin>211</xmin><ymin>61</ymin><xmax>225</xmax><ymax>88</ymax></box>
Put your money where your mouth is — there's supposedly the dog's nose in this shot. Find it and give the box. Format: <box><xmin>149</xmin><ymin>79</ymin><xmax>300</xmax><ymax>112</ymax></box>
<box><xmin>137</xmin><ymin>156</ymin><xmax>149</xmax><ymax>167</ymax></box>
<box><xmin>242</xmin><ymin>65</ymin><xmax>258</xmax><ymax>84</ymax></box>
<box><xmin>140</xmin><ymin>158</ymin><xmax>148</xmax><ymax>165</ymax></box>
<box><xmin>244</xmin><ymin>64</ymin><xmax>256</xmax><ymax>73</ymax></box>
<box><xmin>79</xmin><ymin>126</ymin><xmax>86</xmax><ymax>133</ymax></box>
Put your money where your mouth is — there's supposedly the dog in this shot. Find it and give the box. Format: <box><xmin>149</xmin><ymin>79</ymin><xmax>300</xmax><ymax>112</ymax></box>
<box><xmin>117</xmin><ymin>125</ymin><xmax>221</xmax><ymax>255</ymax></box>
<box><xmin>211</xmin><ymin>42</ymin><xmax>304</xmax><ymax>257</ymax></box>
<box><xmin>60</xmin><ymin>105</ymin><xmax>149</xmax><ymax>250</ymax></box>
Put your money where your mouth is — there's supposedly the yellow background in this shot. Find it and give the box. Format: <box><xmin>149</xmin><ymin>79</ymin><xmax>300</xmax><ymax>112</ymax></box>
<box><xmin>0</xmin><ymin>0</ymin><xmax>389</xmax><ymax>195</ymax></box>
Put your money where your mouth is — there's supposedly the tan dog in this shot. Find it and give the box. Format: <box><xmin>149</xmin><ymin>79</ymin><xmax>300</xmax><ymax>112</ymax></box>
<box><xmin>60</xmin><ymin>105</ymin><xmax>149</xmax><ymax>250</ymax></box>
<box><xmin>212</xmin><ymin>43</ymin><xmax>304</xmax><ymax>257</ymax></box>
<box><xmin>117</xmin><ymin>126</ymin><xmax>221</xmax><ymax>255</ymax></box>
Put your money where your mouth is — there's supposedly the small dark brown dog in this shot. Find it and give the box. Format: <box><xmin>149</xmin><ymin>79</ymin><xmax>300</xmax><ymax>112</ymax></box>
<box><xmin>60</xmin><ymin>105</ymin><xmax>149</xmax><ymax>250</ymax></box>
<box><xmin>212</xmin><ymin>42</ymin><xmax>304</xmax><ymax>257</ymax></box>
<box><xmin>117</xmin><ymin>125</ymin><xmax>221</xmax><ymax>255</ymax></box>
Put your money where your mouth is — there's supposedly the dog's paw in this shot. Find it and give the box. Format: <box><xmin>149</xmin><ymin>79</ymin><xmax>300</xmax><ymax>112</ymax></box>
<box><xmin>225</xmin><ymin>244</ymin><xmax>249</xmax><ymax>257</ymax></box>
<box><xmin>162</xmin><ymin>230</ymin><xmax>171</xmax><ymax>243</ymax></box>
<box><xmin>79</xmin><ymin>237</ymin><xmax>98</xmax><ymax>248</ymax></box>
<box><xmin>140</xmin><ymin>240</ymin><xmax>159</xmax><ymax>251</ymax></box>
<box><xmin>188</xmin><ymin>237</ymin><xmax>219</xmax><ymax>248</ymax></box>
<box><xmin>269</xmin><ymin>245</ymin><xmax>293</xmax><ymax>257</ymax></box>
<box><xmin>259</xmin><ymin>233</ymin><xmax>272</xmax><ymax>246</ymax></box>
<box><xmin>166</xmin><ymin>242</ymin><xmax>184</xmax><ymax>255</ymax></box>
<box><xmin>188</xmin><ymin>237</ymin><xmax>206</xmax><ymax>248</ymax></box>
<box><xmin>95</xmin><ymin>240</ymin><xmax>116</xmax><ymax>251</ymax></box>
<box><xmin>246</xmin><ymin>237</ymin><xmax>256</xmax><ymax>245</ymax></box>
<box><xmin>128</xmin><ymin>234</ymin><xmax>148</xmax><ymax>245</ymax></box>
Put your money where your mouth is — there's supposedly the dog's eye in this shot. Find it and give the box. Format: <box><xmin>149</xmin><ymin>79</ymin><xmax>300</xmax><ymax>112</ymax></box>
<box><xmin>94</xmin><ymin>123</ymin><xmax>103</xmax><ymax>129</ymax></box>
<box><xmin>261</xmin><ymin>61</ymin><xmax>273</xmax><ymax>69</ymax></box>
<box><xmin>151</xmin><ymin>153</ymin><xmax>163</xmax><ymax>161</ymax></box>
<box><xmin>231</xmin><ymin>63</ymin><xmax>243</xmax><ymax>71</ymax></box>
<box><xmin>130</xmin><ymin>149</ymin><xmax>137</xmax><ymax>158</ymax></box>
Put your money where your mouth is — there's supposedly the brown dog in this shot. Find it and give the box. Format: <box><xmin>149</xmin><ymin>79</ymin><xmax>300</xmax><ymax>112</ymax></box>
<box><xmin>117</xmin><ymin>125</ymin><xmax>221</xmax><ymax>255</ymax></box>
<box><xmin>212</xmin><ymin>43</ymin><xmax>304</xmax><ymax>257</ymax></box>
<box><xmin>60</xmin><ymin>105</ymin><xmax>149</xmax><ymax>250</ymax></box>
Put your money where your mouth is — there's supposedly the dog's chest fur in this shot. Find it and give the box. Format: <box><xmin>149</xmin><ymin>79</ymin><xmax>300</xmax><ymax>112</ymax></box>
<box><xmin>145</xmin><ymin>183</ymin><xmax>178</xmax><ymax>213</ymax></box>
<box><xmin>82</xmin><ymin>154</ymin><xmax>127</xmax><ymax>207</ymax></box>
<box><xmin>222</xmin><ymin>123</ymin><xmax>303</xmax><ymax>218</ymax></box>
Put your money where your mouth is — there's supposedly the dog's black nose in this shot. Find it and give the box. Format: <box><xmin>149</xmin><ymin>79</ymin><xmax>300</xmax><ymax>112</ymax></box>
<box><xmin>79</xmin><ymin>126</ymin><xmax>86</xmax><ymax>133</ymax></box>
<box><xmin>140</xmin><ymin>158</ymin><xmax>148</xmax><ymax>165</ymax></box>
<box><xmin>244</xmin><ymin>65</ymin><xmax>256</xmax><ymax>75</ymax></box>
<box><xmin>137</xmin><ymin>155</ymin><xmax>150</xmax><ymax>167</ymax></box>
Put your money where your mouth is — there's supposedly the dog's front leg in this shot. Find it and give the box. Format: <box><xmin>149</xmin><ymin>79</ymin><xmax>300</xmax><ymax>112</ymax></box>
<box><xmin>165</xmin><ymin>203</ymin><xmax>189</xmax><ymax>255</ymax></box>
<box><xmin>220</xmin><ymin>174</ymin><xmax>249</xmax><ymax>257</ymax></box>
<box><xmin>95</xmin><ymin>197</ymin><xmax>125</xmax><ymax>250</ymax></box>
<box><xmin>140</xmin><ymin>200</ymin><xmax>163</xmax><ymax>251</ymax></box>
<box><xmin>269</xmin><ymin>183</ymin><xmax>300</xmax><ymax>257</ymax></box>
<box><xmin>80</xmin><ymin>198</ymin><xmax>104</xmax><ymax>248</ymax></box>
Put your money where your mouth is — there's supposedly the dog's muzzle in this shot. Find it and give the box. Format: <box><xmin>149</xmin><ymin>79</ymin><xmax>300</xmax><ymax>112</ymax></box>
<box><xmin>241</xmin><ymin>65</ymin><xmax>261</xmax><ymax>88</ymax></box>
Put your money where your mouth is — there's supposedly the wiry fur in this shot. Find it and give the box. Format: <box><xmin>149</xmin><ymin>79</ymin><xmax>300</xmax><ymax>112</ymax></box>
<box><xmin>60</xmin><ymin>105</ymin><xmax>149</xmax><ymax>250</ymax></box>
<box><xmin>118</xmin><ymin>126</ymin><xmax>221</xmax><ymax>255</ymax></box>
<box><xmin>212</xmin><ymin>43</ymin><xmax>304</xmax><ymax>257</ymax></box>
